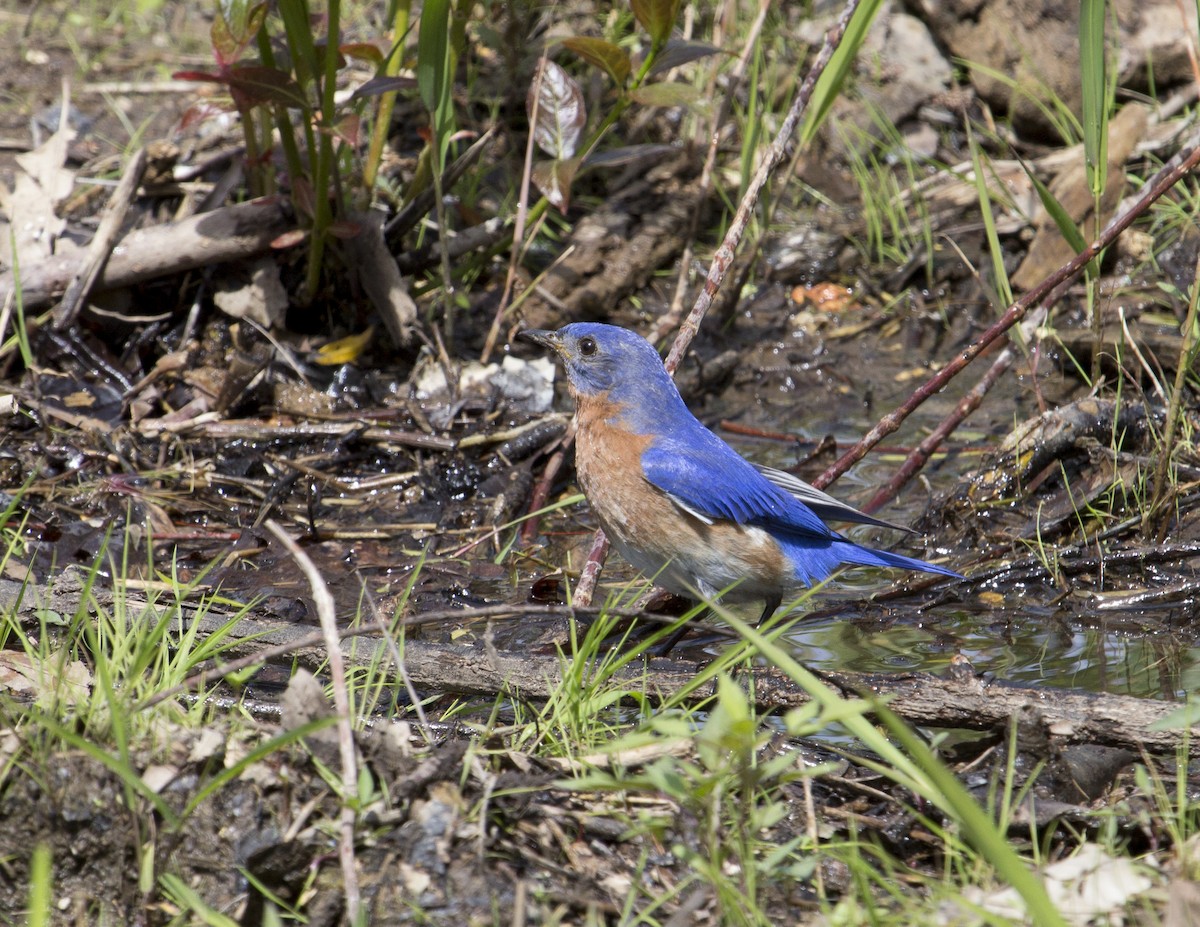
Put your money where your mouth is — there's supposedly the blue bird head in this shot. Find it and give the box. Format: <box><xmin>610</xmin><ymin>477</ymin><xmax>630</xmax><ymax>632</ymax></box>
<box><xmin>520</xmin><ymin>323</ymin><xmax>673</xmax><ymax>400</ymax></box>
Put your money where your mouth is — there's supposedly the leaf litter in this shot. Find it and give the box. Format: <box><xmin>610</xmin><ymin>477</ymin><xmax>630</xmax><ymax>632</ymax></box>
<box><xmin>0</xmin><ymin>0</ymin><xmax>1197</xmax><ymax>923</ymax></box>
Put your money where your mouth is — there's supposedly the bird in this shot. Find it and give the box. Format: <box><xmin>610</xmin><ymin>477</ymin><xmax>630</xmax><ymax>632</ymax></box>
<box><xmin>520</xmin><ymin>322</ymin><xmax>961</xmax><ymax>623</ymax></box>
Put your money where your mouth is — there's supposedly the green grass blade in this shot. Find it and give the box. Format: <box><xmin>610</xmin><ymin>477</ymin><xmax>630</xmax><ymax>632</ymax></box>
<box><xmin>7</xmin><ymin>232</ymin><xmax>33</xmax><ymax>369</ymax></box>
<box><xmin>966</xmin><ymin>122</ymin><xmax>1013</xmax><ymax>308</ymax></box>
<box><xmin>1080</xmin><ymin>0</ymin><xmax>1108</xmax><ymax>199</ymax></box>
<box><xmin>714</xmin><ymin>609</ymin><xmax>1069</xmax><ymax>927</ymax></box>
<box><xmin>417</xmin><ymin>0</ymin><xmax>451</xmax><ymax>119</ymax></box>
<box><xmin>874</xmin><ymin>705</ymin><xmax>1068</xmax><ymax>927</ymax></box>
<box><xmin>960</xmin><ymin>59</ymin><xmax>1082</xmax><ymax>145</ymax></box>
<box><xmin>159</xmin><ymin>873</ymin><xmax>241</xmax><ymax>927</ymax></box>
<box><xmin>27</xmin><ymin>843</ymin><xmax>52</xmax><ymax>927</ymax></box>
<box><xmin>1018</xmin><ymin>153</ymin><xmax>1088</xmax><ymax>254</ymax></box>
<box><xmin>800</xmin><ymin>0</ymin><xmax>886</xmax><ymax>146</ymax></box>
<box><xmin>275</xmin><ymin>0</ymin><xmax>318</xmax><ymax>93</ymax></box>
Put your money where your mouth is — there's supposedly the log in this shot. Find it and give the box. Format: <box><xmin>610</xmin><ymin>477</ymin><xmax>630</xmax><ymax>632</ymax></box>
<box><xmin>187</xmin><ymin>607</ymin><xmax>1196</xmax><ymax>754</ymax></box>
<box><xmin>0</xmin><ymin>197</ymin><xmax>296</xmax><ymax>310</ymax></box>
<box><xmin>8</xmin><ymin>573</ymin><xmax>1189</xmax><ymax>753</ymax></box>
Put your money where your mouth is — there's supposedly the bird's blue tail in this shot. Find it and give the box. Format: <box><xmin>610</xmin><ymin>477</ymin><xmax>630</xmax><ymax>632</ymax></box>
<box><xmin>777</xmin><ymin>534</ymin><xmax>961</xmax><ymax>587</ymax></box>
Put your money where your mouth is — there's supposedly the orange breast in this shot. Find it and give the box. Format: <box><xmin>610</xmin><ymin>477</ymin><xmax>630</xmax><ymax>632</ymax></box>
<box><xmin>573</xmin><ymin>396</ymin><xmax>791</xmax><ymax>601</ymax></box>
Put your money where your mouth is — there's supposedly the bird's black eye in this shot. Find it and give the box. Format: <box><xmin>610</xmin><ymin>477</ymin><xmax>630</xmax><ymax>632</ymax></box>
<box><xmin>578</xmin><ymin>336</ymin><xmax>597</xmax><ymax>356</ymax></box>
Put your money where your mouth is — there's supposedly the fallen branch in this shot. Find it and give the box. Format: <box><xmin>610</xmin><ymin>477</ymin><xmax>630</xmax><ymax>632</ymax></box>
<box><xmin>0</xmin><ymin>197</ymin><xmax>297</xmax><ymax>310</ymax></box>
<box><xmin>8</xmin><ymin>571</ymin><xmax>1180</xmax><ymax>752</ymax></box>
<box><xmin>167</xmin><ymin>603</ymin><xmax>1196</xmax><ymax>754</ymax></box>
<box><xmin>54</xmin><ymin>146</ymin><xmax>148</xmax><ymax>329</ymax></box>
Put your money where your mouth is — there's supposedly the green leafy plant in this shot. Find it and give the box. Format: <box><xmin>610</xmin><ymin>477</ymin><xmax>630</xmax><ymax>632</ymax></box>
<box><xmin>175</xmin><ymin>1</ymin><xmax>388</xmax><ymax>304</ymax></box>
<box><xmin>526</xmin><ymin>0</ymin><xmax>720</xmax><ymax>212</ymax></box>
<box><xmin>568</xmin><ymin>674</ymin><xmax>825</xmax><ymax>925</ymax></box>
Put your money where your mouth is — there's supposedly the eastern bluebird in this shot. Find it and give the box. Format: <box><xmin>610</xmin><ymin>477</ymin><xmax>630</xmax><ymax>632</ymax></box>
<box><xmin>521</xmin><ymin>322</ymin><xmax>960</xmax><ymax>622</ymax></box>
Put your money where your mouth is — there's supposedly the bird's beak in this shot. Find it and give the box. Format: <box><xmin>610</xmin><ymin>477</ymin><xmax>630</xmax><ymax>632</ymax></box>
<box><xmin>518</xmin><ymin>328</ymin><xmax>565</xmax><ymax>355</ymax></box>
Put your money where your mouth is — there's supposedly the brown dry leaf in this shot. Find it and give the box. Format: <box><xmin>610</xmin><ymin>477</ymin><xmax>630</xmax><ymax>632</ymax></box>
<box><xmin>63</xmin><ymin>390</ymin><xmax>96</xmax><ymax>409</ymax></box>
<box><xmin>344</xmin><ymin>211</ymin><xmax>416</xmax><ymax>347</ymax></box>
<box><xmin>280</xmin><ymin>668</ymin><xmax>332</xmax><ymax>730</ymax></box>
<box><xmin>894</xmin><ymin>366</ymin><xmax>939</xmax><ymax>382</ymax></box>
<box><xmin>398</xmin><ymin>862</ymin><xmax>432</xmax><ymax>895</ymax></box>
<box><xmin>824</xmin><ymin>317</ymin><xmax>882</xmax><ymax>340</ymax></box>
<box><xmin>527</xmin><ymin>60</ymin><xmax>585</xmax><ymax>161</ymax></box>
<box><xmin>0</xmin><ymin>728</ymin><xmax>18</xmax><ymax>761</ymax></box>
<box><xmin>187</xmin><ymin>727</ymin><xmax>226</xmax><ymax>764</ymax></box>
<box><xmin>0</xmin><ymin>650</ymin><xmax>92</xmax><ymax>707</ymax></box>
<box><xmin>224</xmin><ymin>729</ymin><xmax>282</xmax><ymax>786</ymax></box>
<box><xmin>141</xmin><ymin>764</ymin><xmax>179</xmax><ymax>794</ymax></box>
<box><xmin>212</xmin><ymin>255</ymin><xmax>288</xmax><ymax>327</ymax></box>
<box><xmin>1165</xmin><ymin>878</ymin><xmax>1200</xmax><ymax>927</ymax></box>
<box><xmin>3</xmin><ymin>560</ymin><xmax>34</xmax><ymax>583</ymax></box>
<box><xmin>0</xmin><ymin>114</ymin><xmax>76</xmax><ymax>268</ymax></box>
<box><xmin>1012</xmin><ymin>103</ymin><xmax>1150</xmax><ymax>290</ymax></box>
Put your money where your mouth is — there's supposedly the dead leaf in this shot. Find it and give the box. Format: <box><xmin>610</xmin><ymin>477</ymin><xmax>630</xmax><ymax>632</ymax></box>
<box><xmin>0</xmin><ymin>113</ymin><xmax>76</xmax><ymax>267</ymax></box>
<box><xmin>527</xmin><ymin>60</ymin><xmax>586</xmax><ymax>161</ymax></box>
<box><xmin>1166</xmin><ymin>878</ymin><xmax>1200</xmax><ymax>927</ymax></box>
<box><xmin>969</xmin><ymin>843</ymin><xmax>1154</xmax><ymax>925</ymax></box>
<box><xmin>0</xmin><ymin>650</ymin><xmax>92</xmax><ymax>707</ymax></box>
<box><xmin>212</xmin><ymin>256</ymin><xmax>288</xmax><ymax>327</ymax></box>
<box><xmin>316</xmin><ymin>326</ymin><xmax>376</xmax><ymax>366</ymax></box>
<box><xmin>141</xmin><ymin>764</ymin><xmax>179</xmax><ymax>794</ymax></box>
<box><xmin>188</xmin><ymin>728</ymin><xmax>226</xmax><ymax>763</ymax></box>
<box><xmin>63</xmin><ymin>390</ymin><xmax>96</xmax><ymax>409</ymax></box>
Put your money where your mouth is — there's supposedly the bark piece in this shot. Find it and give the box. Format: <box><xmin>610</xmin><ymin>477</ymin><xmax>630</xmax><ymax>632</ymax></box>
<box><xmin>344</xmin><ymin>210</ymin><xmax>416</xmax><ymax>349</ymax></box>
<box><xmin>0</xmin><ymin>197</ymin><xmax>297</xmax><ymax>310</ymax></box>
<box><xmin>54</xmin><ymin>146</ymin><xmax>148</xmax><ymax>329</ymax></box>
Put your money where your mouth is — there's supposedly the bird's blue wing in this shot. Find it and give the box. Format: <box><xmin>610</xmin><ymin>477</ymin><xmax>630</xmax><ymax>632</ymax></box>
<box><xmin>640</xmin><ymin>433</ymin><xmax>834</xmax><ymax>538</ymax></box>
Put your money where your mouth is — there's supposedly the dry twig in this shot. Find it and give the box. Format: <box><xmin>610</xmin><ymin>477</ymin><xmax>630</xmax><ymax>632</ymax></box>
<box><xmin>264</xmin><ymin>519</ymin><xmax>361</xmax><ymax>924</ymax></box>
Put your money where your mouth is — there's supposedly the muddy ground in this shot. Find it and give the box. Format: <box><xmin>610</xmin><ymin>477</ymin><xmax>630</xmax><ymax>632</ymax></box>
<box><xmin>0</xmin><ymin>0</ymin><xmax>1199</xmax><ymax>923</ymax></box>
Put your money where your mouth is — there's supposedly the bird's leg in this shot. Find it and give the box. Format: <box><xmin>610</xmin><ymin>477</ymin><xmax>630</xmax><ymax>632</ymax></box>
<box><xmin>654</xmin><ymin>613</ymin><xmax>699</xmax><ymax>657</ymax></box>
<box><xmin>757</xmin><ymin>595</ymin><xmax>782</xmax><ymax>626</ymax></box>
<box><xmin>657</xmin><ymin>594</ymin><xmax>782</xmax><ymax>657</ymax></box>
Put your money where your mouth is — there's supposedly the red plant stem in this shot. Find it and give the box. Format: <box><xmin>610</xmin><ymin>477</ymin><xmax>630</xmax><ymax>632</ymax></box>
<box><xmin>572</xmin><ymin>529</ymin><xmax>610</xmax><ymax>608</ymax></box>
<box><xmin>718</xmin><ymin>420</ymin><xmax>979</xmax><ymax>456</ymax></box>
<box><xmin>813</xmin><ymin>127</ymin><xmax>1200</xmax><ymax>493</ymax></box>
<box><xmin>862</xmin><ymin>345</ymin><xmax>1015</xmax><ymax>514</ymax></box>
<box><xmin>520</xmin><ymin>442</ymin><xmax>569</xmax><ymax>546</ymax></box>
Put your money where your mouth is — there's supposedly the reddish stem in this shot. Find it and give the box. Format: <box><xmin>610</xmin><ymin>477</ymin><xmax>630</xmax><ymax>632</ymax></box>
<box><xmin>814</xmin><ymin>130</ymin><xmax>1200</xmax><ymax>493</ymax></box>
